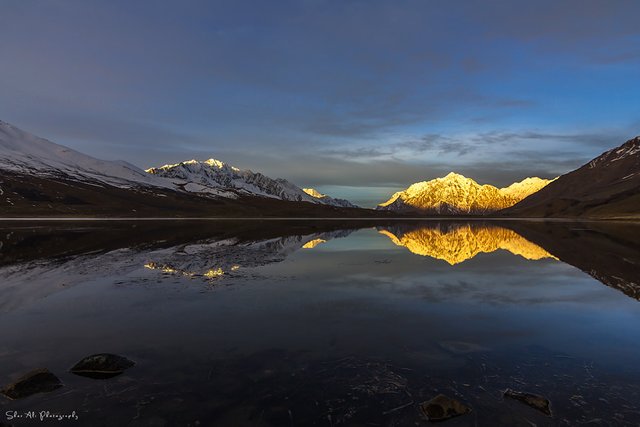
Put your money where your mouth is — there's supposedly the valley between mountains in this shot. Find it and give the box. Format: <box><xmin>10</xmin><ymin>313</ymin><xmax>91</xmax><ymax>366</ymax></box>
<box><xmin>0</xmin><ymin>120</ymin><xmax>638</xmax><ymax>219</ymax></box>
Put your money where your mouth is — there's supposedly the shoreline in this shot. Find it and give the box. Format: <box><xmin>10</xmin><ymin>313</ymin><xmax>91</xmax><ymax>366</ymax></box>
<box><xmin>0</xmin><ymin>217</ymin><xmax>638</xmax><ymax>222</ymax></box>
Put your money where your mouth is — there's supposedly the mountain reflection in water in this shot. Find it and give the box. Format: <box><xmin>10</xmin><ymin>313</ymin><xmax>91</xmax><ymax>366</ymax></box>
<box><xmin>0</xmin><ymin>220</ymin><xmax>639</xmax><ymax>426</ymax></box>
<box><xmin>378</xmin><ymin>223</ymin><xmax>556</xmax><ymax>265</ymax></box>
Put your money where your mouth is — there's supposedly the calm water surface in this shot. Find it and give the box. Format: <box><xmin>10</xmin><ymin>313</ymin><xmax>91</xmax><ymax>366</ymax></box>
<box><xmin>0</xmin><ymin>220</ymin><xmax>639</xmax><ymax>426</ymax></box>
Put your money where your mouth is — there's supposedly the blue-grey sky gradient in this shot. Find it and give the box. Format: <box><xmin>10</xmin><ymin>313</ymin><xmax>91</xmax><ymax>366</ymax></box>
<box><xmin>1</xmin><ymin>0</ymin><xmax>639</xmax><ymax>206</ymax></box>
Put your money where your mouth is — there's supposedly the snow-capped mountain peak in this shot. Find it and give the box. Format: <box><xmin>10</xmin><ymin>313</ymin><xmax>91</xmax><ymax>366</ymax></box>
<box><xmin>201</xmin><ymin>158</ymin><xmax>241</xmax><ymax>171</ymax></box>
<box><xmin>378</xmin><ymin>173</ymin><xmax>553</xmax><ymax>214</ymax></box>
<box><xmin>303</xmin><ymin>188</ymin><xmax>326</xmax><ymax>198</ymax></box>
<box><xmin>302</xmin><ymin>187</ymin><xmax>359</xmax><ymax>208</ymax></box>
<box><xmin>147</xmin><ymin>159</ymin><xmax>358</xmax><ymax>207</ymax></box>
<box><xmin>500</xmin><ymin>177</ymin><xmax>558</xmax><ymax>200</ymax></box>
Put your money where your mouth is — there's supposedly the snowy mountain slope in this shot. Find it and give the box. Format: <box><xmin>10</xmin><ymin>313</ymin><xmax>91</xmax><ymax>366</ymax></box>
<box><xmin>0</xmin><ymin>120</ymin><xmax>358</xmax><ymax>209</ymax></box>
<box><xmin>0</xmin><ymin>120</ymin><xmax>173</xmax><ymax>189</ymax></box>
<box><xmin>302</xmin><ymin>188</ymin><xmax>358</xmax><ymax>208</ymax></box>
<box><xmin>500</xmin><ymin>177</ymin><xmax>556</xmax><ymax>200</ymax></box>
<box><xmin>146</xmin><ymin>160</ymin><xmax>358</xmax><ymax>207</ymax></box>
<box><xmin>377</xmin><ymin>172</ymin><xmax>552</xmax><ymax>214</ymax></box>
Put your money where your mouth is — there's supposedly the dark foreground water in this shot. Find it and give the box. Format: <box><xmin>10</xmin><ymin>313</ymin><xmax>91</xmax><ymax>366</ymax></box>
<box><xmin>0</xmin><ymin>220</ymin><xmax>639</xmax><ymax>426</ymax></box>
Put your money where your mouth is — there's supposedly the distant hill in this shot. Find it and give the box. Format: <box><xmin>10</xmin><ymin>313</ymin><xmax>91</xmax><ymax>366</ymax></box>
<box><xmin>377</xmin><ymin>172</ymin><xmax>552</xmax><ymax>214</ymax></box>
<box><xmin>502</xmin><ymin>136</ymin><xmax>640</xmax><ymax>219</ymax></box>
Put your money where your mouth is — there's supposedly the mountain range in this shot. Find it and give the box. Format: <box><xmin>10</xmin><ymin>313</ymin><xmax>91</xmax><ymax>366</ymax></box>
<box><xmin>0</xmin><ymin>120</ymin><xmax>638</xmax><ymax>218</ymax></box>
<box><xmin>145</xmin><ymin>159</ymin><xmax>357</xmax><ymax>208</ymax></box>
<box><xmin>377</xmin><ymin>173</ymin><xmax>553</xmax><ymax>214</ymax></box>
<box><xmin>0</xmin><ymin>120</ymin><xmax>362</xmax><ymax>217</ymax></box>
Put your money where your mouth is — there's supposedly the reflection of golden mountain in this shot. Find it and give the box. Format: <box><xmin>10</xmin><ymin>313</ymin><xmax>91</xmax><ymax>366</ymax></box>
<box><xmin>302</xmin><ymin>238</ymin><xmax>327</xmax><ymax>249</ymax></box>
<box><xmin>379</xmin><ymin>224</ymin><xmax>556</xmax><ymax>265</ymax></box>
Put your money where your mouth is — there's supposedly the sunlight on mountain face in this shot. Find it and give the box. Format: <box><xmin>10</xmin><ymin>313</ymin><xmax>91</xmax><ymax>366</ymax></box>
<box><xmin>302</xmin><ymin>188</ymin><xmax>326</xmax><ymax>198</ymax></box>
<box><xmin>378</xmin><ymin>173</ymin><xmax>554</xmax><ymax>214</ymax></box>
<box><xmin>302</xmin><ymin>238</ymin><xmax>327</xmax><ymax>249</ymax></box>
<box><xmin>378</xmin><ymin>224</ymin><xmax>557</xmax><ymax>265</ymax></box>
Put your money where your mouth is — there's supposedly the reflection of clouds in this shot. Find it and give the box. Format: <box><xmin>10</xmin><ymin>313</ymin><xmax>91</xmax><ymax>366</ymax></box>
<box><xmin>378</xmin><ymin>223</ymin><xmax>556</xmax><ymax>265</ymax></box>
<box><xmin>333</xmin><ymin>270</ymin><xmax>616</xmax><ymax>306</ymax></box>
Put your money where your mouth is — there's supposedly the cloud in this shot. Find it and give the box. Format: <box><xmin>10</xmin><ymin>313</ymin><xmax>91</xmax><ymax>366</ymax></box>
<box><xmin>7</xmin><ymin>0</ymin><xmax>635</xmax><ymax>143</ymax></box>
<box><xmin>398</xmin><ymin>135</ymin><xmax>479</xmax><ymax>156</ymax></box>
<box><xmin>319</xmin><ymin>146</ymin><xmax>395</xmax><ymax>159</ymax></box>
<box><xmin>470</xmin><ymin>131</ymin><xmax>618</xmax><ymax>147</ymax></box>
<box><xmin>1</xmin><ymin>0</ymin><xmax>639</xmax><ymax>205</ymax></box>
<box><xmin>318</xmin><ymin>129</ymin><xmax>627</xmax><ymax>164</ymax></box>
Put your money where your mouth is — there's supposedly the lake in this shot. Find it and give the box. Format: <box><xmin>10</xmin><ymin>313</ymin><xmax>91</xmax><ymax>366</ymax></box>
<box><xmin>0</xmin><ymin>219</ymin><xmax>639</xmax><ymax>426</ymax></box>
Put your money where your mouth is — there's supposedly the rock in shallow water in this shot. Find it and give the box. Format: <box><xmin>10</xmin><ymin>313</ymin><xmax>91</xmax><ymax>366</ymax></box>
<box><xmin>70</xmin><ymin>353</ymin><xmax>135</xmax><ymax>379</ymax></box>
<box><xmin>420</xmin><ymin>394</ymin><xmax>472</xmax><ymax>421</ymax></box>
<box><xmin>1</xmin><ymin>368</ymin><xmax>63</xmax><ymax>400</ymax></box>
<box><xmin>504</xmin><ymin>388</ymin><xmax>552</xmax><ymax>416</ymax></box>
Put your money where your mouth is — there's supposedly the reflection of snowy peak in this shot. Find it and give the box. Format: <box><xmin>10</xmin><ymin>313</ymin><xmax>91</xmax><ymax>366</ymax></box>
<box><xmin>143</xmin><ymin>229</ymin><xmax>355</xmax><ymax>277</ymax></box>
<box><xmin>378</xmin><ymin>172</ymin><xmax>552</xmax><ymax>214</ymax></box>
<box><xmin>0</xmin><ymin>120</ymin><xmax>172</xmax><ymax>189</ymax></box>
<box><xmin>147</xmin><ymin>159</ymin><xmax>357</xmax><ymax>206</ymax></box>
<box><xmin>0</xmin><ymin>227</ymin><xmax>357</xmax><ymax>312</ymax></box>
<box><xmin>251</xmin><ymin>229</ymin><xmax>354</xmax><ymax>256</ymax></box>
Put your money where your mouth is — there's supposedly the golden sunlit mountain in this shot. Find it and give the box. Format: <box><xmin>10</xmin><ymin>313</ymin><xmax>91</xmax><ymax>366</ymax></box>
<box><xmin>377</xmin><ymin>173</ymin><xmax>553</xmax><ymax>214</ymax></box>
<box><xmin>378</xmin><ymin>223</ymin><xmax>556</xmax><ymax>265</ymax></box>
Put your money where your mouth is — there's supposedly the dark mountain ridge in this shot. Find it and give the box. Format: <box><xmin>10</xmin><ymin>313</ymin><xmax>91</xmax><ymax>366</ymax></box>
<box><xmin>502</xmin><ymin>136</ymin><xmax>640</xmax><ymax>219</ymax></box>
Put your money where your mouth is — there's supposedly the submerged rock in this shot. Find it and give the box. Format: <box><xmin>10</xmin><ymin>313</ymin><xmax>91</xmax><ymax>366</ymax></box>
<box><xmin>504</xmin><ymin>388</ymin><xmax>552</xmax><ymax>416</ymax></box>
<box><xmin>70</xmin><ymin>353</ymin><xmax>135</xmax><ymax>379</ymax></box>
<box><xmin>1</xmin><ymin>368</ymin><xmax>62</xmax><ymax>400</ymax></box>
<box><xmin>420</xmin><ymin>394</ymin><xmax>472</xmax><ymax>422</ymax></box>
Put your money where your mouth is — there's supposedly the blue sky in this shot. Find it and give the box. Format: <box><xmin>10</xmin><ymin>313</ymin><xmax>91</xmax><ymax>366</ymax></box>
<box><xmin>1</xmin><ymin>0</ymin><xmax>639</xmax><ymax>206</ymax></box>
